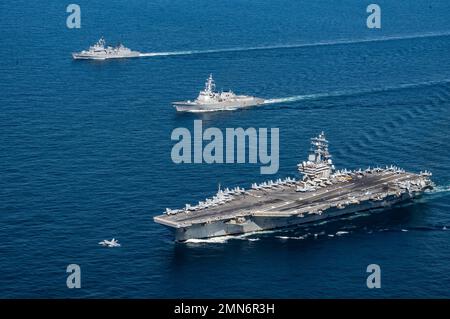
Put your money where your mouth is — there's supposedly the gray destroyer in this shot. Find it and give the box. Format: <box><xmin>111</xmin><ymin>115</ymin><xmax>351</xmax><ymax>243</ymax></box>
<box><xmin>154</xmin><ymin>132</ymin><xmax>434</xmax><ymax>241</ymax></box>
<box><xmin>173</xmin><ymin>74</ymin><xmax>265</xmax><ymax>112</ymax></box>
<box><xmin>72</xmin><ymin>37</ymin><xmax>141</xmax><ymax>60</ymax></box>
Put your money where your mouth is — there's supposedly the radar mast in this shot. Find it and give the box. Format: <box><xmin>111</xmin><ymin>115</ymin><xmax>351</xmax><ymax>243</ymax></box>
<box><xmin>298</xmin><ymin>132</ymin><xmax>335</xmax><ymax>180</ymax></box>
<box><xmin>204</xmin><ymin>74</ymin><xmax>216</xmax><ymax>93</ymax></box>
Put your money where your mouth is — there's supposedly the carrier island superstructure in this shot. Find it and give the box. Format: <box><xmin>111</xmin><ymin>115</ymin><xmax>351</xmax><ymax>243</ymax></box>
<box><xmin>154</xmin><ymin>132</ymin><xmax>434</xmax><ymax>241</ymax></box>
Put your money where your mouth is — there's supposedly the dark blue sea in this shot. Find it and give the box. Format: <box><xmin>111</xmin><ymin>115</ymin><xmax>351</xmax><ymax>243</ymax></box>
<box><xmin>1</xmin><ymin>0</ymin><xmax>449</xmax><ymax>298</ymax></box>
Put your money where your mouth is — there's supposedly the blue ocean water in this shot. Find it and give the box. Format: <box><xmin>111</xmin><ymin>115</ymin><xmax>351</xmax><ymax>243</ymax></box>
<box><xmin>1</xmin><ymin>0</ymin><xmax>449</xmax><ymax>298</ymax></box>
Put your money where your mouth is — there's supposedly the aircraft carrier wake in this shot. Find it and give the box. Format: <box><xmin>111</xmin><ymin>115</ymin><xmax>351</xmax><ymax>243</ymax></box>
<box><xmin>154</xmin><ymin>132</ymin><xmax>434</xmax><ymax>241</ymax></box>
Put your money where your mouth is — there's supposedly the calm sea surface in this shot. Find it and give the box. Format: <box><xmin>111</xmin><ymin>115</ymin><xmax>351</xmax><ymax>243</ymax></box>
<box><xmin>1</xmin><ymin>0</ymin><xmax>449</xmax><ymax>297</ymax></box>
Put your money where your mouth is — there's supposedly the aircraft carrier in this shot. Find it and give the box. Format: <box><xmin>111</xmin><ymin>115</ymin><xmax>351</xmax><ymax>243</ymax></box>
<box><xmin>154</xmin><ymin>132</ymin><xmax>434</xmax><ymax>241</ymax></box>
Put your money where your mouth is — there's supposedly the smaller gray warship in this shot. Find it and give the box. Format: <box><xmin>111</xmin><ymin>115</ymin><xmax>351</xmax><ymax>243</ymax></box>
<box><xmin>173</xmin><ymin>74</ymin><xmax>265</xmax><ymax>112</ymax></box>
<box><xmin>72</xmin><ymin>37</ymin><xmax>141</xmax><ymax>60</ymax></box>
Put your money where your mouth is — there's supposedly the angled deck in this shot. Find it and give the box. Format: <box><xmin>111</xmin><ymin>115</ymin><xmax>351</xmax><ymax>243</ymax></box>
<box><xmin>154</xmin><ymin>171</ymin><xmax>422</xmax><ymax>228</ymax></box>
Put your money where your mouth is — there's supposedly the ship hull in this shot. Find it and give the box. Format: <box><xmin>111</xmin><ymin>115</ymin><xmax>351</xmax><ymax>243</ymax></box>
<box><xmin>72</xmin><ymin>52</ymin><xmax>141</xmax><ymax>60</ymax></box>
<box><xmin>173</xmin><ymin>98</ymin><xmax>265</xmax><ymax>112</ymax></box>
<box><xmin>169</xmin><ymin>192</ymin><xmax>420</xmax><ymax>241</ymax></box>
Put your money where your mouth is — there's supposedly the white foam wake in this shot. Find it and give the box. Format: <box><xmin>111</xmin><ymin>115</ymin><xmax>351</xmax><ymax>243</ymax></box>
<box><xmin>138</xmin><ymin>31</ymin><xmax>450</xmax><ymax>58</ymax></box>
<box><xmin>139</xmin><ymin>51</ymin><xmax>194</xmax><ymax>57</ymax></box>
<box><xmin>184</xmin><ymin>236</ymin><xmax>261</xmax><ymax>244</ymax></box>
<box><xmin>263</xmin><ymin>78</ymin><xmax>450</xmax><ymax>105</ymax></box>
<box><xmin>429</xmin><ymin>185</ymin><xmax>450</xmax><ymax>194</ymax></box>
<box><xmin>183</xmin><ymin>229</ymin><xmax>281</xmax><ymax>244</ymax></box>
<box><xmin>184</xmin><ymin>236</ymin><xmax>236</xmax><ymax>244</ymax></box>
<box><xmin>264</xmin><ymin>92</ymin><xmax>335</xmax><ymax>104</ymax></box>
<box><xmin>276</xmin><ymin>235</ymin><xmax>307</xmax><ymax>240</ymax></box>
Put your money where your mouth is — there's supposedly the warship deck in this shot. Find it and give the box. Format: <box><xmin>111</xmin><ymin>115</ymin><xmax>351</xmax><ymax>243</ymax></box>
<box><xmin>154</xmin><ymin>171</ymin><xmax>422</xmax><ymax>228</ymax></box>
